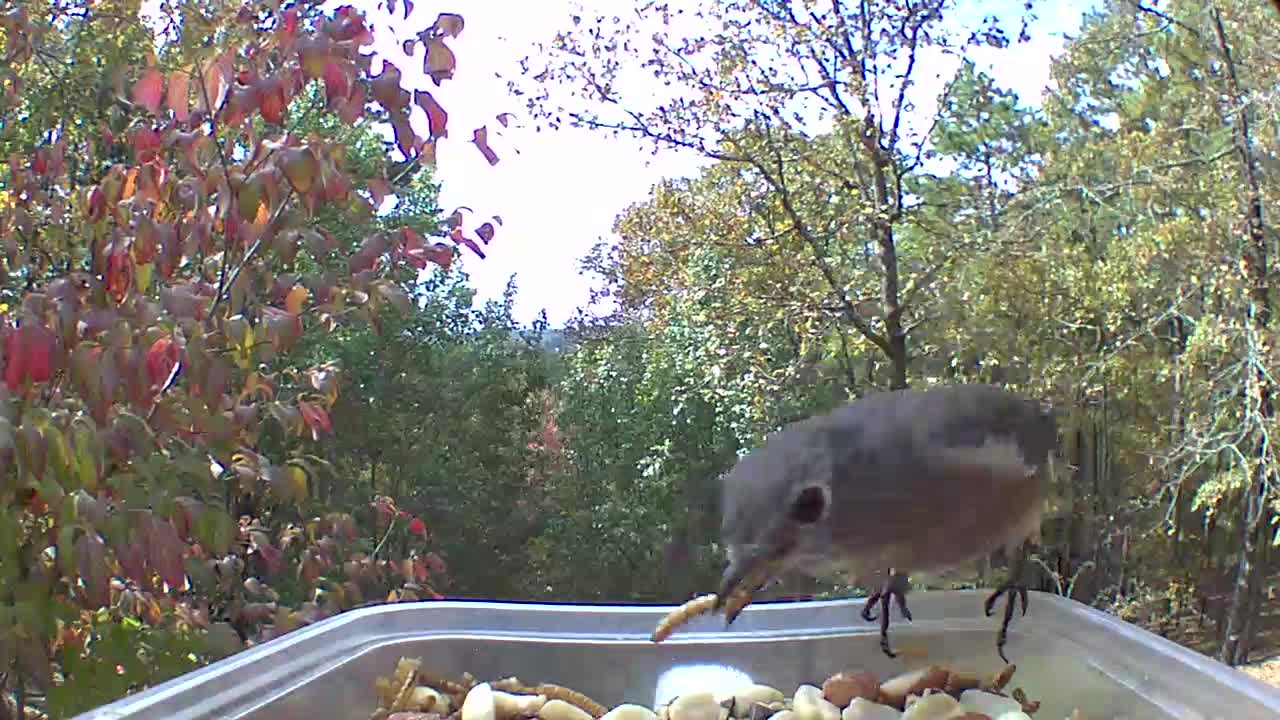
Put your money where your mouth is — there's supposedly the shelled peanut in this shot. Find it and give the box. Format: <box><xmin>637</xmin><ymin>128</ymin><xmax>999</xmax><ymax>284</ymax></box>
<box><xmin>368</xmin><ymin>657</ymin><xmax>1084</xmax><ymax>720</ymax></box>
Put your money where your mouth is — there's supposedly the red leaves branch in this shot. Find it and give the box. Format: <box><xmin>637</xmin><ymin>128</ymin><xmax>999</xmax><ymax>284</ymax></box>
<box><xmin>0</xmin><ymin>1</ymin><xmax>486</xmax><ymax>665</ymax></box>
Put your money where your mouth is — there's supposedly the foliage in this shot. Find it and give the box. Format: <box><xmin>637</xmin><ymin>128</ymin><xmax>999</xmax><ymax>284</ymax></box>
<box><xmin>0</xmin><ymin>1</ymin><xmax>514</xmax><ymax>715</ymax></box>
<box><xmin>513</xmin><ymin>0</ymin><xmax>1042</xmax><ymax>390</ymax></box>
<box><xmin>11</xmin><ymin>0</ymin><xmax>1280</xmax><ymax>713</ymax></box>
<box><xmin>292</xmin><ymin>272</ymin><xmax>556</xmax><ymax>600</ymax></box>
<box><xmin>525</xmin><ymin>0</ymin><xmax>1280</xmax><ymax>669</ymax></box>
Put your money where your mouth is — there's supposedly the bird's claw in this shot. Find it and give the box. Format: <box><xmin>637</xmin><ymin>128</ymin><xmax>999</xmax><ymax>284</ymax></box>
<box><xmin>861</xmin><ymin>570</ymin><xmax>912</xmax><ymax>659</ymax></box>
<box><xmin>984</xmin><ymin>582</ymin><xmax>1029</xmax><ymax>663</ymax></box>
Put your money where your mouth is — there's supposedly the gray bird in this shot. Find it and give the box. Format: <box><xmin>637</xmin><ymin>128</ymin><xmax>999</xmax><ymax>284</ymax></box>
<box><xmin>713</xmin><ymin>383</ymin><xmax>1059</xmax><ymax>661</ymax></box>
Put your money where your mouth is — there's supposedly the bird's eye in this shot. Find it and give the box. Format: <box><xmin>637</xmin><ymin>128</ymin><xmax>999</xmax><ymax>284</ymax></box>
<box><xmin>789</xmin><ymin>486</ymin><xmax>827</xmax><ymax>525</ymax></box>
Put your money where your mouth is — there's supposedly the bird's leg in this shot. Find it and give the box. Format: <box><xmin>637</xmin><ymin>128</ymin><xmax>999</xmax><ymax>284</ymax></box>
<box><xmin>860</xmin><ymin>568</ymin><xmax>912</xmax><ymax>658</ymax></box>
<box><xmin>984</xmin><ymin>539</ymin><xmax>1036</xmax><ymax>662</ymax></box>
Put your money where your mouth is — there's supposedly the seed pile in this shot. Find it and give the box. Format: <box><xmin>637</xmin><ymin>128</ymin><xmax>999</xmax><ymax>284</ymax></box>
<box><xmin>367</xmin><ymin>656</ymin><xmax>1095</xmax><ymax>720</ymax></box>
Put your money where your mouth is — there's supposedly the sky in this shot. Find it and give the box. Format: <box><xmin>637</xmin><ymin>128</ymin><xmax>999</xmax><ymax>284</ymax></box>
<box><xmin>143</xmin><ymin>0</ymin><xmax>1103</xmax><ymax>328</ymax></box>
<box><xmin>392</xmin><ymin>0</ymin><xmax>1102</xmax><ymax>327</ymax></box>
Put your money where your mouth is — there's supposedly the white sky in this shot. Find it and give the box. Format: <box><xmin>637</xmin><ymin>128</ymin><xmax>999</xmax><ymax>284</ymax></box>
<box><xmin>397</xmin><ymin>0</ymin><xmax>1101</xmax><ymax>327</ymax></box>
<box><xmin>141</xmin><ymin>0</ymin><xmax>1101</xmax><ymax>327</ymax></box>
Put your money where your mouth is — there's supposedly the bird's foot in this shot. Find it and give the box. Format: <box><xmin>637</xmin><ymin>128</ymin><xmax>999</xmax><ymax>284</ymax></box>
<box><xmin>984</xmin><ymin>581</ymin><xmax>1029</xmax><ymax>663</ymax></box>
<box><xmin>860</xmin><ymin>569</ymin><xmax>912</xmax><ymax>658</ymax></box>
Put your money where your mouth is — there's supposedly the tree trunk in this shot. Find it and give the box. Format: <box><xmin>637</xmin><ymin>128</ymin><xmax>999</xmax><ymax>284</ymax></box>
<box><xmin>1238</xmin><ymin>524</ymin><xmax>1270</xmax><ymax>663</ymax></box>
<box><xmin>867</xmin><ymin>150</ymin><xmax>906</xmax><ymax>390</ymax></box>
<box><xmin>1071</xmin><ymin>416</ymin><xmax>1101</xmax><ymax>602</ymax></box>
<box><xmin>1169</xmin><ymin>316</ymin><xmax>1190</xmax><ymax>570</ymax></box>
<box><xmin>1211</xmin><ymin>5</ymin><xmax>1274</xmax><ymax>667</ymax></box>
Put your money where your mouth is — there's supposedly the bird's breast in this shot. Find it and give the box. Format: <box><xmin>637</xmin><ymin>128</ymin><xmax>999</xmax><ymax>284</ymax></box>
<box><xmin>892</xmin><ymin>464</ymin><xmax>1044</xmax><ymax>576</ymax></box>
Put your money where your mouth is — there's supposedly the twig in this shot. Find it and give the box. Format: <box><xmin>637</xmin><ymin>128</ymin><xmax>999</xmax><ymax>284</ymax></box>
<box><xmin>210</xmin><ymin>186</ymin><xmax>297</xmax><ymax>316</ymax></box>
<box><xmin>371</xmin><ymin>516</ymin><xmax>398</xmax><ymax>559</ymax></box>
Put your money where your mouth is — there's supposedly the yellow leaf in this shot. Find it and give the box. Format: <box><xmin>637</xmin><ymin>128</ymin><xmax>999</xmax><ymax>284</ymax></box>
<box><xmin>136</xmin><ymin>262</ymin><xmax>154</xmax><ymax>293</ymax></box>
<box><xmin>286</xmin><ymin>463</ymin><xmax>308</xmax><ymax>501</ymax></box>
<box><xmin>239</xmin><ymin>371</ymin><xmax>275</xmax><ymax>403</ymax></box>
<box><xmin>285</xmin><ymin>286</ymin><xmax>308</xmax><ymax>315</ymax></box>
<box><xmin>232</xmin><ymin>325</ymin><xmax>255</xmax><ymax>370</ymax></box>
<box><xmin>122</xmin><ymin>168</ymin><xmax>137</xmax><ymax>201</ymax></box>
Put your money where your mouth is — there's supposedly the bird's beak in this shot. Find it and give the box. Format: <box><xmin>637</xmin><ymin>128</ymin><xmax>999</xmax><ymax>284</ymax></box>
<box><xmin>715</xmin><ymin>546</ymin><xmax>781</xmax><ymax>624</ymax></box>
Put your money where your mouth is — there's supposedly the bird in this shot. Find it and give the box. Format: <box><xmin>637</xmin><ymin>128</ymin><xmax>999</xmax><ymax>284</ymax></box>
<box><xmin>712</xmin><ymin>383</ymin><xmax>1059</xmax><ymax>662</ymax></box>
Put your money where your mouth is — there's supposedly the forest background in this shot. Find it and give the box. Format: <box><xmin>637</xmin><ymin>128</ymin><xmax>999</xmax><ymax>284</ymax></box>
<box><xmin>1</xmin><ymin>0</ymin><xmax>1279</xmax><ymax>717</ymax></box>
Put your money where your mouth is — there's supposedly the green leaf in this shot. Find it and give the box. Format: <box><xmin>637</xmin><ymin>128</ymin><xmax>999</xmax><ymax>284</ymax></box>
<box><xmin>58</xmin><ymin>524</ymin><xmax>78</xmax><ymax>578</ymax></box>
<box><xmin>194</xmin><ymin>507</ymin><xmax>236</xmax><ymax>555</ymax></box>
<box><xmin>71</xmin><ymin>416</ymin><xmax>102</xmax><ymax>492</ymax></box>
<box><xmin>46</xmin><ymin>424</ymin><xmax>77</xmax><ymax>491</ymax></box>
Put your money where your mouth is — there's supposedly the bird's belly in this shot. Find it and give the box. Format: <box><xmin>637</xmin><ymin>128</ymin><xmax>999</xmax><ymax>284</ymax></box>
<box><xmin>886</xmin><ymin>481</ymin><xmax>1043</xmax><ymax>577</ymax></box>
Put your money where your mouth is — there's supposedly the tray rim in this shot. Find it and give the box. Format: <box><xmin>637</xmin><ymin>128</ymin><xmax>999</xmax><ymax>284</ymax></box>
<box><xmin>73</xmin><ymin>590</ymin><xmax>1280</xmax><ymax>720</ymax></box>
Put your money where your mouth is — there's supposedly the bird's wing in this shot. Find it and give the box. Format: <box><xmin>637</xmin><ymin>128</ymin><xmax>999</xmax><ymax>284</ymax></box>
<box><xmin>822</xmin><ymin>385</ymin><xmax>1054</xmax><ymax>574</ymax></box>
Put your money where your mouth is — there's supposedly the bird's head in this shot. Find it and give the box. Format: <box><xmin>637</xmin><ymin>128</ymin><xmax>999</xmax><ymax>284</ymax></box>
<box><xmin>714</xmin><ymin>419</ymin><xmax>845</xmax><ymax>620</ymax></box>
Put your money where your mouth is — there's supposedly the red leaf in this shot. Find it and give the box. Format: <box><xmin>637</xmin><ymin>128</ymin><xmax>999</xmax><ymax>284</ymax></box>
<box><xmin>134</xmin><ymin>219</ymin><xmax>159</xmax><ymax>264</ymax></box>
<box><xmin>371</xmin><ymin>62</ymin><xmax>406</xmax><ymax>111</ymax></box>
<box><xmin>156</xmin><ymin>222</ymin><xmax>182</xmax><ymax>278</ymax></box>
<box><xmin>472</xmin><ymin>126</ymin><xmax>499</xmax><ymax>165</ymax></box>
<box><xmin>423</xmin><ymin>551</ymin><xmax>447</xmax><ymax>576</ymax></box>
<box><xmin>4</xmin><ymin>320</ymin><xmax>56</xmax><ymax>391</ymax></box>
<box><xmin>389</xmin><ymin>111</ymin><xmax>420</xmax><ymax>159</ymax></box>
<box><xmin>333</xmin><ymin>6</ymin><xmax>375</xmax><ymax>45</ymax></box>
<box><xmin>335</xmin><ymin>82</ymin><xmax>366</xmax><ymax>125</ymax></box>
<box><xmin>173</xmin><ymin>497</ymin><xmax>204</xmax><ymax>542</ymax></box>
<box><xmin>106</xmin><ymin>242</ymin><xmax>134</xmax><ymax>303</ymax></box>
<box><xmin>449</xmin><ymin>227</ymin><xmax>486</xmax><ymax>259</ymax></box>
<box><xmin>224</xmin><ymin>86</ymin><xmax>261</xmax><ymax>127</ymax></box>
<box><xmin>299</xmin><ymin>549</ymin><xmax>324</xmax><ymax>584</ymax></box>
<box><xmin>347</xmin><ymin>248</ymin><xmax>377</xmax><ymax>275</ymax></box>
<box><xmin>130</xmin><ymin>127</ymin><xmax>162</xmax><ymax>164</ymax></box>
<box><xmin>398</xmin><ymin>227</ymin><xmax>453</xmax><ymax>270</ymax></box>
<box><xmin>477</xmin><ymin>222</ymin><xmax>495</xmax><ymax>244</ymax></box>
<box><xmin>159</xmin><ymin>285</ymin><xmax>209</xmax><ymax>321</ymax></box>
<box><xmin>322</xmin><ymin>62</ymin><xmax>351</xmax><ymax>107</ymax></box>
<box><xmin>423</xmin><ymin>37</ymin><xmax>456</xmax><ymax>85</ymax></box>
<box><xmin>146</xmin><ymin>516</ymin><xmax>188</xmax><ymax>591</ymax></box>
<box><xmin>425</xmin><ymin>243</ymin><xmax>453</xmax><ymax>269</ymax></box>
<box><xmin>137</xmin><ymin>160</ymin><xmax>168</xmax><ymax>204</ymax></box>
<box><xmin>31</xmin><ymin>147</ymin><xmax>48</xmax><ymax>176</ymax></box>
<box><xmin>367</xmin><ymin>177</ymin><xmax>391</xmax><ymax>206</ymax></box>
<box><xmin>145</xmin><ymin>335</ymin><xmax>182</xmax><ymax>391</ymax></box>
<box><xmin>320</xmin><ymin>170</ymin><xmax>350</xmax><ymax>203</ymax></box>
<box><xmin>257</xmin><ymin>77</ymin><xmax>288</xmax><ymax>125</ymax></box>
<box><xmin>167</xmin><ymin>70</ymin><xmax>191</xmax><ymax>122</ymax></box>
<box><xmin>280</xmin><ymin>7</ymin><xmax>300</xmax><ymax>39</ymax></box>
<box><xmin>256</xmin><ymin>543</ymin><xmax>284</xmax><ymax>576</ymax></box>
<box><xmin>50</xmin><ymin>137</ymin><xmax>67</xmax><ymax>177</ymax></box>
<box><xmin>297</xmin><ymin>400</ymin><xmax>332</xmax><ymax>439</ymax></box>
<box><xmin>76</xmin><ymin>532</ymin><xmax>111</xmax><ymax>609</ymax></box>
<box><xmin>132</xmin><ymin>68</ymin><xmax>165</xmax><ymax>115</ymax></box>
<box><xmin>433</xmin><ymin>12</ymin><xmax>465</xmax><ymax>37</ymax></box>
<box><xmin>371</xmin><ymin>497</ymin><xmax>397</xmax><ymax>528</ymax></box>
<box><xmin>407</xmin><ymin>517</ymin><xmax>428</xmax><ymax>537</ymax></box>
<box><xmin>196</xmin><ymin>51</ymin><xmax>235</xmax><ymax>115</ymax></box>
<box><xmin>414</xmin><ymin>90</ymin><xmax>448</xmax><ymax>139</ymax></box>
<box><xmin>115</xmin><ymin>536</ymin><xmax>149</xmax><ymax>587</ymax></box>
<box><xmin>86</xmin><ymin>187</ymin><xmax>106</xmax><ymax>222</ymax></box>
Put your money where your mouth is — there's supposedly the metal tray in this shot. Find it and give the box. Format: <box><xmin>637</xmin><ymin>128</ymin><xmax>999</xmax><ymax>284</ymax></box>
<box><xmin>75</xmin><ymin>590</ymin><xmax>1280</xmax><ymax>720</ymax></box>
